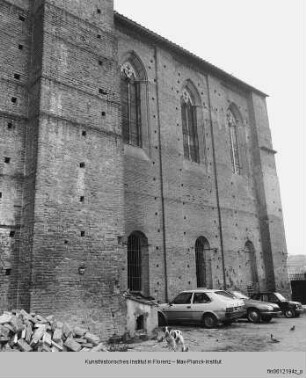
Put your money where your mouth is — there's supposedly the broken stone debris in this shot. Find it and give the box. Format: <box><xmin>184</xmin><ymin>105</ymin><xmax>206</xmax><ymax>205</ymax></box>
<box><xmin>0</xmin><ymin>310</ymin><xmax>108</xmax><ymax>352</ymax></box>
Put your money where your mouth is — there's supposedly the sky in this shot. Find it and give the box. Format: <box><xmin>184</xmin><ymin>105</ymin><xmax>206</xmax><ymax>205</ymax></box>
<box><xmin>114</xmin><ymin>0</ymin><xmax>305</xmax><ymax>256</ymax></box>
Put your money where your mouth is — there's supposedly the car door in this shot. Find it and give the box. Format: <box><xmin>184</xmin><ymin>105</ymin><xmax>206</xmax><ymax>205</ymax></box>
<box><xmin>190</xmin><ymin>292</ymin><xmax>212</xmax><ymax>322</ymax></box>
<box><xmin>165</xmin><ymin>292</ymin><xmax>193</xmax><ymax>323</ymax></box>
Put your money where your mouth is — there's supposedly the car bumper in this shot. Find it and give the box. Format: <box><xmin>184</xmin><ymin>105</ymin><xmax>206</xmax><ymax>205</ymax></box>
<box><xmin>225</xmin><ymin>310</ymin><xmax>246</xmax><ymax>320</ymax></box>
<box><xmin>295</xmin><ymin>308</ymin><xmax>304</xmax><ymax>314</ymax></box>
<box><xmin>261</xmin><ymin>310</ymin><xmax>282</xmax><ymax>317</ymax></box>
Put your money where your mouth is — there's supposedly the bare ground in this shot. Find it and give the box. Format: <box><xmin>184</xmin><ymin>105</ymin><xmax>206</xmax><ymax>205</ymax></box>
<box><xmin>124</xmin><ymin>313</ymin><xmax>306</xmax><ymax>352</ymax></box>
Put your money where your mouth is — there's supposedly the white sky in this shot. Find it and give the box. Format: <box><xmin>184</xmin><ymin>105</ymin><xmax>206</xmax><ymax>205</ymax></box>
<box><xmin>114</xmin><ymin>0</ymin><xmax>305</xmax><ymax>256</ymax></box>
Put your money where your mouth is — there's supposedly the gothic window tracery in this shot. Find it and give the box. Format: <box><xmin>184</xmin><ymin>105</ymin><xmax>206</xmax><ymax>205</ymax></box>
<box><xmin>181</xmin><ymin>88</ymin><xmax>199</xmax><ymax>163</ymax></box>
<box><xmin>227</xmin><ymin>109</ymin><xmax>241</xmax><ymax>174</ymax></box>
<box><xmin>120</xmin><ymin>62</ymin><xmax>141</xmax><ymax>146</ymax></box>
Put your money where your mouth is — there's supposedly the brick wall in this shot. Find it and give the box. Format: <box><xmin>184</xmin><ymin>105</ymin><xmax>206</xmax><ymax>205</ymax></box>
<box><xmin>1</xmin><ymin>0</ymin><xmax>127</xmax><ymax>340</ymax></box>
<box><xmin>26</xmin><ymin>0</ymin><xmax>127</xmax><ymax>339</ymax></box>
<box><xmin>0</xmin><ymin>0</ymin><xmax>31</xmax><ymax>311</ymax></box>
<box><xmin>116</xmin><ymin>18</ymin><xmax>290</xmax><ymax>301</ymax></box>
<box><xmin>0</xmin><ymin>0</ymin><xmax>290</xmax><ymax>339</ymax></box>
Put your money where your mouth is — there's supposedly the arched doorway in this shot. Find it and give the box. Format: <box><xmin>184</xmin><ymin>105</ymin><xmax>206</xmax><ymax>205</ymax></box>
<box><xmin>245</xmin><ymin>240</ymin><xmax>259</xmax><ymax>294</ymax></box>
<box><xmin>195</xmin><ymin>237</ymin><xmax>212</xmax><ymax>288</ymax></box>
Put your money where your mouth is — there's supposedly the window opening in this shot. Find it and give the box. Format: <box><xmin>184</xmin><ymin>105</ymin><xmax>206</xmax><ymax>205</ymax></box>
<box><xmin>227</xmin><ymin>109</ymin><xmax>241</xmax><ymax>174</ymax></box>
<box><xmin>120</xmin><ymin>62</ymin><xmax>142</xmax><ymax>147</ymax></box>
<box><xmin>136</xmin><ymin>315</ymin><xmax>145</xmax><ymax>330</ymax></box>
<box><xmin>195</xmin><ymin>238</ymin><xmax>205</xmax><ymax>287</ymax></box>
<box><xmin>172</xmin><ymin>292</ymin><xmax>192</xmax><ymax>304</ymax></box>
<box><xmin>181</xmin><ymin>88</ymin><xmax>199</xmax><ymax>162</ymax></box>
<box><xmin>5</xmin><ymin>269</ymin><xmax>12</xmax><ymax>276</ymax></box>
<box><xmin>193</xmin><ymin>293</ymin><xmax>210</xmax><ymax>304</ymax></box>
<box><xmin>127</xmin><ymin>233</ymin><xmax>142</xmax><ymax>291</ymax></box>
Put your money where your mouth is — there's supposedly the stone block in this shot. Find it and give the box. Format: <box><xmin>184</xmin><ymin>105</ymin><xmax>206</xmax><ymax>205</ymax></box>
<box><xmin>90</xmin><ymin>343</ymin><xmax>108</xmax><ymax>352</ymax></box>
<box><xmin>17</xmin><ymin>339</ymin><xmax>32</xmax><ymax>352</ymax></box>
<box><xmin>0</xmin><ymin>314</ymin><xmax>12</xmax><ymax>324</ymax></box>
<box><xmin>64</xmin><ymin>338</ymin><xmax>82</xmax><ymax>352</ymax></box>
<box><xmin>84</xmin><ymin>332</ymin><xmax>100</xmax><ymax>346</ymax></box>
<box><xmin>52</xmin><ymin>328</ymin><xmax>63</xmax><ymax>343</ymax></box>
<box><xmin>31</xmin><ymin>325</ymin><xmax>46</xmax><ymax>345</ymax></box>
<box><xmin>73</xmin><ymin>326</ymin><xmax>87</xmax><ymax>337</ymax></box>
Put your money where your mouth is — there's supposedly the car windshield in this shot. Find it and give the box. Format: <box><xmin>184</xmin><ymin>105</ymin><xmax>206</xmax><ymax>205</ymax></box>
<box><xmin>274</xmin><ymin>293</ymin><xmax>286</xmax><ymax>302</ymax></box>
<box><xmin>215</xmin><ymin>291</ymin><xmax>236</xmax><ymax>300</ymax></box>
<box><xmin>231</xmin><ymin>291</ymin><xmax>249</xmax><ymax>300</ymax></box>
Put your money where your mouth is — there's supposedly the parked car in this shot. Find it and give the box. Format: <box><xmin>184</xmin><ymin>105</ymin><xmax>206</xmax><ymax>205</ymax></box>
<box><xmin>158</xmin><ymin>289</ymin><xmax>246</xmax><ymax>328</ymax></box>
<box><xmin>251</xmin><ymin>292</ymin><xmax>304</xmax><ymax>318</ymax></box>
<box><xmin>227</xmin><ymin>290</ymin><xmax>281</xmax><ymax>323</ymax></box>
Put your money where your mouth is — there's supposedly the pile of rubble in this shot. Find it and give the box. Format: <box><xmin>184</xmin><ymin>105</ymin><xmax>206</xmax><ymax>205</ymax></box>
<box><xmin>0</xmin><ymin>310</ymin><xmax>108</xmax><ymax>352</ymax></box>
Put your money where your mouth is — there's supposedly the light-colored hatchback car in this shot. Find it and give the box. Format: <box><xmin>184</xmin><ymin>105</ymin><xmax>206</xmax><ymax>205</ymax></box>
<box><xmin>158</xmin><ymin>289</ymin><xmax>246</xmax><ymax>328</ymax></box>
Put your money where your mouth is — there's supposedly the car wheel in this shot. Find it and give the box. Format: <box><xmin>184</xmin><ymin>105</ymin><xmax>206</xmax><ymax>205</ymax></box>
<box><xmin>284</xmin><ymin>309</ymin><xmax>295</xmax><ymax>318</ymax></box>
<box><xmin>247</xmin><ymin>309</ymin><xmax>261</xmax><ymax>323</ymax></box>
<box><xmin>202</xmin><ymin>314</ymin><xmax>217</xmax><ymax>329</ymax></box>
<box><xmin>261</xmin><ymin>316</ymin><xmax>272</xmax><ymax>323</ymax></box>
<box><xmin>158</xmin><ymin>312</ymin><xmax>167</xmax><ymax>326</ymax></box>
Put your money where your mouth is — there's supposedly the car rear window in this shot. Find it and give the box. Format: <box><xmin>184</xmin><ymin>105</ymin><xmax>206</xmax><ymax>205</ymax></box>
<box><xmin>193</xmin><ymin>293</ymin><xmax>211</xmax><ymax>304</ymax></box>
<box><xmin>274</xmin><ymin>293</ymin><xmax>286</xmax><ymax>302</ymax></box>
<box><xmin>215</xmin><ymin>291</ymin><xmax>236</xmax><ymax>300</ymax></box>
<box><xmin>231</xmin><ymin>291</ymin><xmax>248</xmax><ymax>299</ymax></box>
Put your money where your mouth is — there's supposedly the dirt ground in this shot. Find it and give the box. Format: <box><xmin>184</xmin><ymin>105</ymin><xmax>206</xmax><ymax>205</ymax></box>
<box><xmin>125</xmin><ymin>312</ymin><xmax>306</xmax><ymax>352</ymax></box>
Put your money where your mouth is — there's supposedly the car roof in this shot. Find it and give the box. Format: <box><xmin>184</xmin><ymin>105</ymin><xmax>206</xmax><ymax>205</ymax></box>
<box><xmin>253</xmin><ymin>292</ymin><xmax>276</xmax><ymax>294</ymax></box>
<box><xmin>178</xmin><ymin>288</ymin><xmax>226</xmax><ymax>294</ymax></box>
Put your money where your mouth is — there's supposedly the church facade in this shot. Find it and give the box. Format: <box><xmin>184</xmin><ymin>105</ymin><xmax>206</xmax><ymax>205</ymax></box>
<box><xmin>0</xmin><ymin>0</ymin><xmax>290</xmax><ymax>338</ymax></box>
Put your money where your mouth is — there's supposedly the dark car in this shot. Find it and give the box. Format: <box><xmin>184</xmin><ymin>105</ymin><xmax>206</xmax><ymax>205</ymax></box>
<box><xmin>251</xmin><ymin>292</ymin><xmax>304</xmax><ymax>318</ymax></box>
<box><xmin>227</xmin><ymin>290</ymin><xmax>281</xmax><ymax>323</ymax></box>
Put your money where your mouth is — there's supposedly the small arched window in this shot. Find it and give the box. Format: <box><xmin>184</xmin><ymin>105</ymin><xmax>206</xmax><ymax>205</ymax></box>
<box><xmin>226</xmin><ymin>109</ymin><xmax>241</xmax><ymax>174</ymax></box>
<box><xmin>120</xmin><ymin>62</ymin><xmax>141</xmax><ymax>147</ymax></box>
<box><xmin>181</xmin><ymin>88</ymin><xmax>199</xmax><ymax>163</ymax></box>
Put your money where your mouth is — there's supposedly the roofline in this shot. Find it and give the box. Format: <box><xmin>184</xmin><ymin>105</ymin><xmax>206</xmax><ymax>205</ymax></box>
<box><xmin>180</xmin><ymin>289</ymin><xmax>224</xmax><ymax>292</ymax></box>
<box><xmin>114</xmin><ymin>12</ymin><xmax>268</xmax><ymax>98</ymax></box>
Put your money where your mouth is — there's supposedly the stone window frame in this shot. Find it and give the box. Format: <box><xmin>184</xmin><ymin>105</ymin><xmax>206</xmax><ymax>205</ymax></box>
<box><xmin>127</xmin><ymin>230</ymin><xmax>150</xmax><ymax>296</ymax></box>
<box><xmin>244</xmin><ymin>240</ymin><xmax>259</xmax><ymax>287</ymax></box>
<box><xmin>195</xmin><ymin>236</ymin><xmax>212</xmax><ymax>288</ymax></box>
<box><xmin>226</xmin><ymin>103</ymin><xmax>247</xmax><ymax>175</ymax></box>
<box><xmin>180</xmin><ymin>80</ymin><xmax>205</xmax><ymax>165</ymax></box>
<box><xmin>120</xmin><ymin>52</ymin><xmax>149</xmax><ymax>156</ymax></box>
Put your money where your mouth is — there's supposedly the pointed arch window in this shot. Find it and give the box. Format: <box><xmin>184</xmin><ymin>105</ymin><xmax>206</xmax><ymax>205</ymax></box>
<box><xmin>120</xmin><ymin>62</ymin><xmax>141</xmax><ymax>147</ymax></box>
<box><xmin>181</xmin><ymin>88</ymin><xmax>199</xmax><ymax>163</ymax></box>
<box><xmin>227</xmin><ymin>109</ymin><xmax>241</xmax><ymax>174</ymax></box>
